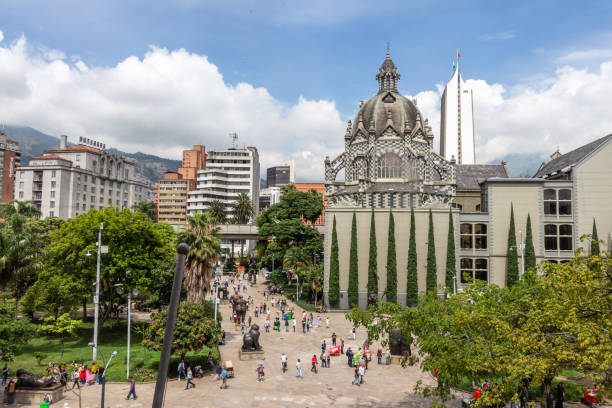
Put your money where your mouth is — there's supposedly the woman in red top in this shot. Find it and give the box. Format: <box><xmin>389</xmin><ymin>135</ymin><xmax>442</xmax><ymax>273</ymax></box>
<box><xmin>311</xmin><ymin>355</ymin><xmax>318</xmax><ymax>374</ymax></box>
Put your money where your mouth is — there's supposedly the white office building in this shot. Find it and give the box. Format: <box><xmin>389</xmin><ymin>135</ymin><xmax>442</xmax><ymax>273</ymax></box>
<box><xmin>14</xmin><ymin>135</ymin><xmax>149</xmax><ymax>219</ymax></box>
<box><xmin>440</xmin><ymin>66</ymin><xmax>476</xmax><ymax>164</ymax></box>
<box><xmin>187</xmin><ymin>146</ymin><xmax>260</xmax><ymax>218</ymax></box>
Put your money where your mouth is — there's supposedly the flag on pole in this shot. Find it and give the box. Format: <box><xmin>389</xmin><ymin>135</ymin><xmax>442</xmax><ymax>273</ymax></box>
<box><xmin>457</xmin><ymin>49</ymin><xmax>461</xmax><ymax>60</ymax></box>
<box><xmin>452</xmin><ymin>62</ymin><xmax>456</xmax><ymax>73</ymax></box>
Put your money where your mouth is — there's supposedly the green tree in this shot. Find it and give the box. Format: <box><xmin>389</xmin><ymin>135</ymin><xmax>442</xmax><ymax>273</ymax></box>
<box><xmin>208</xmin><ymin>200</ymin><xmax>227</xmax><ymax>224</ymax></box>
<box><xmin>506</xmin><ymin>203</ymin><xmax>519</xmax><ymax>287</ymax></box>
<box><xmin>233</xmin><ymin>192</ymin><xmax>254</xmax><ymax>224</ymax></box>
<box><xmin>385</xmin><ymin>211</ymin><xmax>397</xmax><ymax>303</ymax></box>
<box><xmin>179</xmin><ymin>212</ymin><xmax>221</xmax><ymax>303</ymax></box>
<box><xmin>41</xmin><ymin>313</ymin><xmax>82</xmax><ymax>360</ymax></box>
<box><xmin>591</xmin><ymin>218</ymin><xmax>600</xmax><ymax>255</ymax></box>
<box><xmin>524</xmin><ymin>213</ymin><xmax>536</xmax><ymax>271</ymax></box>
<box><xmin>0</xmin><ymin>214</ymin><xmax>42</xmax><ymax>299</ymax></box>
<box><xmin>406</xmin><ymin>207</ymin><xmax>418</xmax><ymax>307</ymax></box>
<box><xmin>132</xmin><ymin>200</ymin><xmax>157</xmax><ymax>221</ymax></box>
<box><xmin>426</xmin><ymin>209</ymin><xmax>437</xmax><ymax>294</ymax></box>
<box><xmin>367</xmin><ymin>209</ymin><xmax>378</xmax><ymax>302</ymax></box>
<box><xmin>445</xmin><ymin>210</ymin><xmax>456</xmax><ymax>291</ymax></box>
<box><xmin>142</xmin><ymin>301</ymin><xmax>222</xmax><ymax>360</ymax></box>
<box><xmin>348</xmin><ymin>211</ymin><xmax>359</xmax><ymax>308</ymax></box>
<box><xmin>328</xmin><ymin>216</ymin><xmax>340</xmax><ymax>307</ymax></box>
<box><xmin>25</xmin><ymin>208</ymin><xmax>174</xmax><ymax>323</ymax></box>
<box><xmin>0</xmin><ymin>292</ymin><xmax>35</xmax><ymax>361</ymax></box>
<box><xmin>1</xmin><ymin>200</ymin><xmax>42</xmax><ymax>218</ymax></box>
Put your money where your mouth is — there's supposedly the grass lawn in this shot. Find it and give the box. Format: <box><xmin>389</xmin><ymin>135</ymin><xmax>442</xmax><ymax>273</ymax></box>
<box><xmin>10</xmin><ymin>321</ymin><xmax>219</xmax><ymax>383</ymax></box>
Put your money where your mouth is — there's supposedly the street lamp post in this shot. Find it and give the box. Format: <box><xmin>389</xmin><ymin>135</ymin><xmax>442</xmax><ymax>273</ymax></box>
<box><xmin>88</xmin><ymin>343</ymin><xmax>117</xmax><ymax>408</ymax></box>
<box><xmin>115</xmin><ymin>284</ymin><xmax>139</xmax><ymax>379</ymax></box>
<box><xmin>93</xmin><ymin>223</ymin><xmax>103</xmax><ymax>363</ymax></box>
<box><xmin>213</xmin><ymin>280</ymin><xmax>219</xmax><ymax>326</ymax></box>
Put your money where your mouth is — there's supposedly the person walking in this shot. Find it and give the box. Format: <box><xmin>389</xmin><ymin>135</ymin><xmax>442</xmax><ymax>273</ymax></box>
<box><xmin>265</xmin><ymin>319</ymin><xmax>270</xmax><ymax>333</ymax></box>
<box><xmin>5</xmin><ymin>378</ymin><xmax>16</xmax><ymax>404</ymax></box>
<box><xmin>293</xmin><ymin>318</ymin><xmax>297</xmax><ymax>332</ymax></box>
<box><xmin>385</xmin><ymin>348</ymin><xmax>391</xmax><ymax>365</ymax></box>
<box><xmin>302</xmin><ymin>318</ymin><xmax>306</xmax><ymax>333</ymax></box>
<box><xmin>2</xmin><ymin>364</ymin><xmax>8</xmax><ymax>386</ymax></box>
<box><xmin>326</xmin><ymin>353</ymin><xmax>331</xmax><ymax>368</ymax></box>
<box><xmin>321</xmin><ymin>352</ymin><xmax>326</xmax><ymax>368</ymax></box>
<box><xmin>185</xmin><ymin>367</ymin><xmax>195</xmax><ymax>389</ymax></box>
<box><xmin>307</xmin><ymin>319</ymin><xmax>311</xmax><ymax>333</ymax></box>
<box><xmin>332</xmin><ymin>333</ymin><xmax>337</xmax><ymax>346</ymax></box>
<box><xmin>256</xmin><ymin>363</ymin><xmax>264</xmax><ymax>382</ymax></box>
<box><xmin>71</xmin><ymin>369</ymin><xmax>80</xmax><ymax>389</ymax></box>
<box><xmin>125</xmin><ymin>378</ymin><xmax>137</xmax><ymax>400</ymax></box>
<box><xmin>346</xmin><ymin>348</ymin><xmax>353</xmax><ymax>367</ymax></box>
<box><xmin>341</xmin><ymin>338</ymin><xmax>345</xmax><ymax>355</ymax></box>
<box><xmin>325</xmin><ymin>317</ymin><xmax>329</xmax><ymax>328</ymax></box>
<box><xmin>377</xmin><ymin>349</ymin><xmax>383</xmax><ymax>364</ymax></box>
<box><xmin>352</xmin><ymin>327</ymin><xmax>356</xmax><ymax>340</ymax></box>
<box><xmin>317</xmin><ymin>316</ymin><xmax>321</xmax><ymax>327</ymax></box>
<box><xmin>295</xmin><ymin>359</ymin><xmax>303</xmax><ymax>378</ymax></box>
<box><xmin>220</xmin><ymin>367</ymin><xmax>228</xmax><ymax>389</ymax></box>
<box><xmin>358</xmin><ymin>365</ymin><xmax>365</xmax><ymax>385</ymax></box>
<box><xmin>352</xmin><ymin>367</ymin><xmax>360</xmax><ymax>386</ymax></box>
<box><xmin>215</xmin><ymin>363</ymin><xmax>222</xmax><ymax>381</ymax></box>
<box><xmin>321</xmin><ymin>340</ymin><xmax>326</xmax><ymax>354</ymax></box>
<box><xmin>281</xmin><ymin>353</ymin><xmax>287</xmax><ymax>373</ymax></box>
<box><xmin>285</xmin><ymin>318</ymin><xmax>289</xmax><ymax>332</ymax></box>
<box><xmin>311</xmin><ymin>355</ymin><xmax>318</xmax><ymax>374</ymax></box>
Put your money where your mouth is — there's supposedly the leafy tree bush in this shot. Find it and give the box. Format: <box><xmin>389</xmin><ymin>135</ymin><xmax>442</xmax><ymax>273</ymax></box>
<box><xmin>348</xmin><ymin>212</ymin><xmax>359</xmax><ymax>308</ymax></box>
<box><xmin>406</xmin><ymin>207</ymin><xmax>418</xmax><ymax>307</ymax></box>
<box><xmin>41</xmin><ymin>313</ymin><xmax>82</xmax><ymax>360</ymax></box>
<box><xmin>367</xmin><ymin>209</ymin><xmax>378</xmax><ymax>301</ymax></box>
<box><xmin>426</xmin><ymin>209</ymin><xmax>437</xmax><ymax>293</ymax></box>
<box><xmin>385</xmin><ymin>211</ymin><xmax>397</xmax><ymax>303</ymax></box>
<box><xmin>0</xmin><ymin>292</ymin><xmax>35</xmax><ymax>361</ymax></box>
<box><xmin>328</xmin><ymin>216</ymin><xmax>340</xmax><ymax>307</ymax></box>
<box><xmin>506</xmin><ymin>203</ymin><xmax>519</xmax><ymax>287</ymax></box>
<box><xmin>445</xmin><ymin>210</ymin><xmax>456</xmax><ymax>291</ymax></box>
<box><xmin>525</xmin><ymin>213</ymin><xmax>536</xmax><ymax>271</ymax></box>
<box><xmin>591</xmin><ymin>218</ymin><xmax>600</xmax><ymax>255</ymax></box>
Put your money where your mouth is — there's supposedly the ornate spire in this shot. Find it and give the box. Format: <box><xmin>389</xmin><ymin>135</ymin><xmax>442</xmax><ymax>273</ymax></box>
<box><xmin>376</xmin><ymin>46</ymin><xmax>400</xmax><ymax>93</ymax></box>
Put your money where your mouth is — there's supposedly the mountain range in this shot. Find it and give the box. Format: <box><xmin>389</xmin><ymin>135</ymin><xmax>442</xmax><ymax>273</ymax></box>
<box><xmin>4</xmin><ymin>126</ymin><xmax>181</xmax><ymax>186</ymax></box>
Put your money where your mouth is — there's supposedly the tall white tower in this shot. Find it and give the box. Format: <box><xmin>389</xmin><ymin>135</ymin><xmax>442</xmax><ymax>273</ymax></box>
<box><xmin>440</xmin><ymin>60</ymin><xmax>475</xmax><ymax>164</ymax></box>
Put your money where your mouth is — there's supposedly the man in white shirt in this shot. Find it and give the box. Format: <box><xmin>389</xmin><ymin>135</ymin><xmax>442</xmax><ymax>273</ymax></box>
<box><xmin>295</xmin><ymin>359</ymin><xmax>303</xmax><ymax>378</ymax></box>
<box><xmin>281</xmin><ymin>353</ymin><xmax>287</xmax><ymax>372</ymax></box>
<box><xmin>358</xmin><ymin>365</ymin><xmax>365</xmax><ymax>384</ymax></box>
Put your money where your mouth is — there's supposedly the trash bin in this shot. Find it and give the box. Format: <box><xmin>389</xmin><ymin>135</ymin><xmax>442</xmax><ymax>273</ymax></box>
<box><xmin>40</xmin><ymin>403</ymin><xmax>49</xmax><ymax>408</ymax></box>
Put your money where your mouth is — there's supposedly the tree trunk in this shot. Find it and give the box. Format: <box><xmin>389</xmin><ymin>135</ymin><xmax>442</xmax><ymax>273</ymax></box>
<box><xmin>60</xmin><ymin>339</ymin><xmax>65</xmax><ymax>361</ymax></box>
<box><xmin>82</xmin><ymin>298</ymin><xmax>88</xmax><ymax>321</ymax></box>
<box><xmin>231</xmin><ymin>241</ymin><xmax>235</xmax><ymax>259</ymax></box>
<box><xmin>241</xmin><ymin>240</ymin><xmax>244</xmax><ymax>258</ymax></box>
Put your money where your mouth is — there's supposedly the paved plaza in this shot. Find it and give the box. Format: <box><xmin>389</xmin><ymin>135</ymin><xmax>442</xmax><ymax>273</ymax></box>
<box><xmin>33</xmin><ymin>279</ymin><xmax>443</xmax><ymax>408</ymax></box>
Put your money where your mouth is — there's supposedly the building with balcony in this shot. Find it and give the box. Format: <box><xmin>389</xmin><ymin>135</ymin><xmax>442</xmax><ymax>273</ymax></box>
<box><xmin>0</xmin><ymin>127</ymin><xmax>21</xmax><ymax>203</ymax></box>
<box><xmin>157</xmin><ymin>171</ymin><xmax>188</xmax><ymax>228</ymax></box>
<box><xmin>14</xmin><ymin>135</ymin><xmax>149</xmax><ymax>219</ymax></box>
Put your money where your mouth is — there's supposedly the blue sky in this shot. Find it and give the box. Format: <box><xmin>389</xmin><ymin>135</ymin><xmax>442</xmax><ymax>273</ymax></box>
<box><xmin>4</xmin><ymin>0</ymin><xmax>611</xmax><ymax>112</ymax></box>
<box><xmin>2</xmin><ymin>0</ymin><xmax>612</xmax><ymax>179</ymax></box>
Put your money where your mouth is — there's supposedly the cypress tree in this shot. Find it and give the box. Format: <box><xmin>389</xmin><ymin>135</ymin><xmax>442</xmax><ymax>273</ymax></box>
<box><xmin>348</xmin><ymin>211</ymin><xmax>359</xmax><ymax>307</ymax></box>
<box><xmin>506</xmin><ymin>203</ymin><xmax>519</xmax><ymax>287</ymax></box>
<box><xmin>367</xmin><ymin>208</ymin><xmax>378</xmax><ymax>301</ymax></box>
<box><xmin>406</xmin><ymin>206</ymin><xmax>418</xmax><ymax>307</ymax></box>
<box><xmin>445</xmin><ymin>210</ymin><xmax>456</xmax><ymax>291</ymax></box>
<box><xmin>385</xmin><ymin>211</ymin><xmax>397</xmax><ymax>303</ymax></box>
<box><xmin>525</xmin><ymin>213</ymin><xmax>536</xmax><ymax>271</ymax></box>
<box><xmin>591</xmin><ymin>218</ymin><xmax>600</xmax><ymax>255</ymax></box>
<box><xmin>426</xmin><ymin>209</ymin><xmax>437</xmax><ymax>293</ymax></box>
<box><xmin>328</xmin><ymin>215</ymin><xmax>340</xmax><ymax>307</ymax></box>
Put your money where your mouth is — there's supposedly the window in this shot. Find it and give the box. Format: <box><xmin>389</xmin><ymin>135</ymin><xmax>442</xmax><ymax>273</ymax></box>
<box><xmin>19</xmin><ymin>181</ymin><xmax>24</xmax><ymax>189</ymax></box>
<box><xmin>460</xmin><ymin>223</ymin><xmax>487</xmax><ymax>249</ymax></box>
<box><xmin>83</xmin><ymin>184</ymin><xmax>87</xmax><ymax>191</ymax></box>
<box><xmin>376</xmin><ymin>152</ymin><xmax>403</xmax><ymax>179</ymax></box>
<box><xmin>100</xmin><ymin>188</ymin><xmax>104</xmax><ymax>195</ymax></box>
<box><xmin>99</xmin><ymin>197</ymin><xmax>103</xmax><ymax>204</ymax></box>
<box><xmin>91</xmin><ymin>196</ymin><xmax>95</xmax><ymax>203</ymax></box>
<box><xmin>76</xmin><ymin>154</ymin><xmax>81</xmax><ymax>162</ymax></box>
<box><xmin>544</xmin><ymin>188</ymin><xmax>571</xmax><ymax>215</ymax></box>
<box><xmin>19</xmin><ymin>191</ymin><xmax>24</xmax><ymax>199</ymax></box>
<box><xmin>544</xmin><ymin>224</ymin><xmax>573</xmax><ymax>251</ymax></box>
<box><xmin>49</xmin><ymin>211</ymin><xmax>54</xmax><ymax>217</ymax></box>
<box><xmin>82</xmin><ymin>204</ymin><xmax>86</xmax><ymax>211</ymax></box>
<box><xmin>91</xmin><ymin>186</ymin><xmax>95</xmax><ymax>193</ymax></box>
<box><xmin>51</xmin><ymin>170</ymin><xmax>56</xmax><ymax>178</ymax></box>
<box><xmin>51</xmin><ymin>181</ymin><xmax>56</xmax><ymax>188</ymax></box>
<box><xmin>460</xmin><ymin>258</ymin><xmax>488</xmax><ymax>283</ymax></box>
<box><xmin>50</xmin><ymin>191</ymin><xmax>55</xmax><ymax>198</ymax></box>
<box><xmin>50</xmin><ymin>201</ymin><xmax>55</xmax><ymax>208</ymax></box>
<box><xmin>108</xmin><ymin>198</ymin><xmax>112</xmax><ymax>205</ymax></box>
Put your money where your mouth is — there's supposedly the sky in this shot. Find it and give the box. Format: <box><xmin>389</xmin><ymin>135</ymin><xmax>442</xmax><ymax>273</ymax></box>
<box><xmin>1</xmin><ymin>0</ymin><xmax>612</xmax><ymax>180</ymax></box>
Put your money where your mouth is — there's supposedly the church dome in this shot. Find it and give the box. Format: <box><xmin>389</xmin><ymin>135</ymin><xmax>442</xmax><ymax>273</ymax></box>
<box><xmin>350</xmin><ymin>52</ymin><xmax>420</xmax><ymax>139</ymax></box>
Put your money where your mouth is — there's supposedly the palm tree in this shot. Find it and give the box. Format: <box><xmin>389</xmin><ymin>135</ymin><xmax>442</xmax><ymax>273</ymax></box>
<box><xmin>132</xmin><ymin>201</ymin><xmax>156</xmax><ymax>221</ymax></box>
<box><xmin>179</xmin><ymin>212</ymin><xmax>221</xmax><ymax>302</ymax></box>
<box><xmin>208</xmin><ymin>200</ymin><xmax>227</xmax><ymax>224</ymax></box>
<box><xmin>283</xmin><ymin>247</ymin><xmax>310</xmax><ymax>299</ymax></box>
<box><xmin>6</xmin><ymin>200</ymin><xmax>41</xmax><ymax>218</ymax></box>
<box><xmin>0</xmin><ymin>215</ymin><xmax>42</xmax><ymax>299</ymax></box>
<box><xmin>233</xmin><ymin>193</ymin><xmax>254</xmax><ymax>224</ymax></box>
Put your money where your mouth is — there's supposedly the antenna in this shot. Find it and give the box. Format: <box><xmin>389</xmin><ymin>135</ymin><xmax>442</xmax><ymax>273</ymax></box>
<box><xmin>229</xmin><ymin>132</ymin><xmax>238</xmax><ymax>148</ymax></box>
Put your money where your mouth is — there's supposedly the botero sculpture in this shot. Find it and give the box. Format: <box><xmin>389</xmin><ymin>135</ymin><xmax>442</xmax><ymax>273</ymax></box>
<box><xmin>230</xmin><ymin>295</ymin><xmax>247</xmax><ymax>324</ymax></box>
<box><xmin>242</xmin><ymin>324</ymin><xmax>262</xmax><ymax>351</ymax></box>
<box><xmin>389</xmin><ymin>327</ymin><xmax>411</xmax><ymax>357</ymax></box>
<box><xmin>16</xmin><ymin>369</ymin><xmax>54</xmax><ymax>388</ymax></box>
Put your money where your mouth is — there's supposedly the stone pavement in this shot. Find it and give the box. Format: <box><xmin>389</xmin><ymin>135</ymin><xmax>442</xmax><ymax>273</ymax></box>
<box><xmin>23</xmin><ymin>279</ymin><xmax>442</xmax><ymax>408</ymax></box>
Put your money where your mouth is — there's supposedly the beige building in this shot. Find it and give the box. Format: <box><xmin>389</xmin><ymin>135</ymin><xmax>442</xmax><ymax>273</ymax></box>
<box><xmin>322</xmin><ymin>51</ymin><xmax>612</xmax><ymax>309</ymax></box>
<box><xmin>157</xmin><ymin>171</ymin><xmax>188</xmax><ymax>228</ymax></box>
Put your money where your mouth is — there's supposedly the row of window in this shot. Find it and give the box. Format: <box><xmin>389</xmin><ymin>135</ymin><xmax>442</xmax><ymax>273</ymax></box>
<box><xmin>460</xmin><ymin>223</ymin><xmax>573</xmax><ymax>251</ymax></box>
<box><xmin>459</xmin><ymin>257</ymin><xmax>571</xmax><ymax>284</ymax></box>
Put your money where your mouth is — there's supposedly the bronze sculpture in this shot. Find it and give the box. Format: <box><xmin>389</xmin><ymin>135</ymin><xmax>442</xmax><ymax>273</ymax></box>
<box><xmin>15</xmin><ymin>369</ymin><xmax>53</xmax><ymax>388</ymax></box>
<box><xmin>242</xmin><ymin>324</ymin><xmax>262</xmax><ymax>351</ymax></box>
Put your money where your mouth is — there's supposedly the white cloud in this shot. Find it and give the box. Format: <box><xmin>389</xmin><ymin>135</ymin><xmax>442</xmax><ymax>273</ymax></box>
<box><xmin>558</xmin><ymin>48</ymin><xmax>612</xmax><ymax>63</ymax></box>
<box><xmin>0</xmin><ymin>30</ymin><xmax>4</xmax><ymax>43</ymax></box>
<box><xmin>413</xmin><ymin>63</ymin><xmax>612</xmax><ymax>164</ymax></box>
<box><xmin>480</xmin><ymin>30</ymin><xmax>517</xmax><ymax>41</ymax></box>
<box><xmin>0</xmin><ymin>34</ymin><xmax>345</xmax><ymax>181</ymax></box>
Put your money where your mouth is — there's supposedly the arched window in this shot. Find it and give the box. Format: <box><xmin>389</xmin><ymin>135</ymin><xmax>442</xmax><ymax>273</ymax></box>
<box><xmin>376</xmin><ymin>152</ymin><xmax>403</xmax><ymax>179</ymax></box>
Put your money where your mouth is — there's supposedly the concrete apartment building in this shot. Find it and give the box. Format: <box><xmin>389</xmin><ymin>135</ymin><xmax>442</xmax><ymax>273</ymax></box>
<box><xmin>322</xmin><ymin>52</ymin><xmax>612</xmax><ymax>309</ymax></box>
<box><xmin>157</xmin><ymin>171</ymin><xmax>188</xmax><ymax>228</ymax></box>
<box><xmin>0</xmin><ymin>128</ymin><xmax>21</xmax><ymax>203</ymax></box>
<box><xmin>15</xmin><ymin>135</ymin><xmax>149</xmax><ymax>219</ymax></box>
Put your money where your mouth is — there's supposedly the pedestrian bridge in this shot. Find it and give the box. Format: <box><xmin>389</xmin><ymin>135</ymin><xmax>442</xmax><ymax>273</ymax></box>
<box><xmin>216</xmin><ymin>224</ymin><xmax>324</xmax><ymax>240</ymax></box>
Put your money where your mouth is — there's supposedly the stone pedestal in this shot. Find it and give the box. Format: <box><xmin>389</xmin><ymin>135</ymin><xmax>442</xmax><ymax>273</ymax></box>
<box><xmin>238</xmin><ymin>349</ymin><xmax>265</xmax><ymax>361</ymax></box>
<box><xmin>390</xmin><ymin>355</ymin><xmax>403</xmax><ymax>364</ymax></box>
<box><xmin>3</xmin><ymin>384</ymin><xmax>64</xmax><ymax>405</ymax></box>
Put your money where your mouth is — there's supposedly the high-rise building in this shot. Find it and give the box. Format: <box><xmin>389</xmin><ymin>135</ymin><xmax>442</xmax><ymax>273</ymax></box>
<box><xmin>440</xmin><ymin>63</ymin><xmax>475</xmax><ymax>164</ymax></box>
<box><xmin>259</xmin><ymin>186</ymin><xmax>281</xmax><ymax>211</ymax></box>
<box><xmin>178</xmin><ymin>145</ymin><xmax>206</xmax><ymax>191</ymax></box>
<box><xmin>157</xmin><ymin>171</ymin><xmax>188</xmax><ymax>229</ymax></box>
<box><xmin>0</xmin><ymin>127</ymin><xmax>21</xmax><ymax>203</ymax></box>
<box><xmin>187</xmin><ymin>146</ymin><xmax>260</xmax><ymax>218</ymax></box>
<box><xmin>14</xmin><ymin>135</ymin><xmax>149</xmax><ymax>219</ymax></box>
<box><xmin>266</xmin><ymin>165</ymin><xmax>291</xmax><ymax>187</ymax></box>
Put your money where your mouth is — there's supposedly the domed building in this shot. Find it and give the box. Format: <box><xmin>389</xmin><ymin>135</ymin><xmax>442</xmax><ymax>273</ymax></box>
<box><xmin>325</xmin><ymin>51</ymin><xmax>456</xmax><ymax>209</ymax></box>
